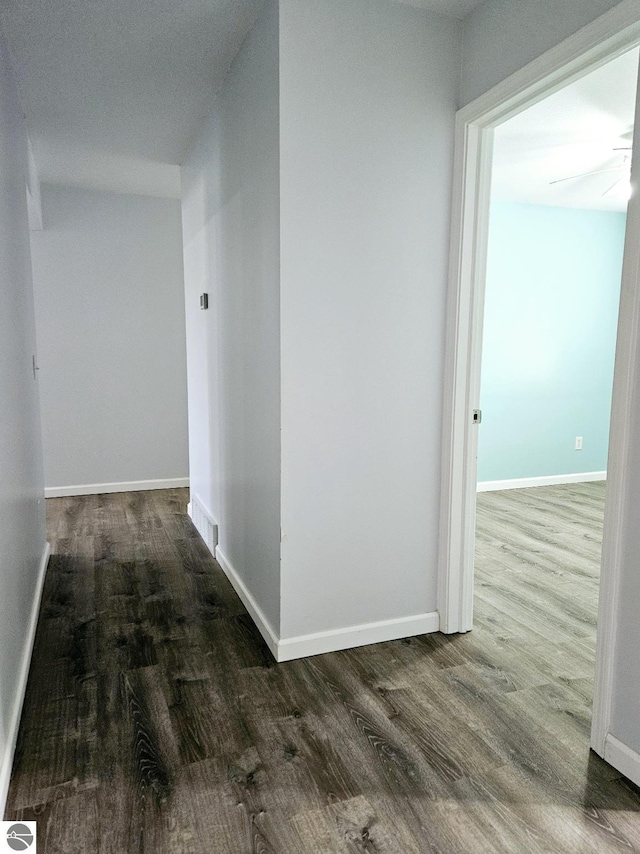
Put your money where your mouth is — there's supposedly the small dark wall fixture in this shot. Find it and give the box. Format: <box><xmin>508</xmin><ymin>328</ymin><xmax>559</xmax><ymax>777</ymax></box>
<box><xmin>200</xmin><ymin>293</ymin><xmax>209</xmax><ymax>310</ymax></box>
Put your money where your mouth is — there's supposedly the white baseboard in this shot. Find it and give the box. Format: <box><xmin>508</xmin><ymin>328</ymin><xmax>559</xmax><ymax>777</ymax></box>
<box><xmin>214</xmin><ymin>544</ymin><xmax>438</xmax><ymax>662</ymax></box>
<box><xmin>477</xmin><ymin>471</ymin><xmax>606</xmax><ymax>492</ymax></box>
<box><xmin>277</xmin><ymin>611</ymin><xmax>440</xmax><ymax>661</ymax></box>
<box><xmin>45</xmin><ymin>477</ymin><xmax>189</xmax><ymax>498</ymax></box>
<box><xmin>0</xmin><ymin>540</ymin><xmax>50</xmax><ymax>817</ymax></box>
<box><xmin>191</xmin><ymin>522</ymin><xmax>440</xmax><ymax>662</ymax></box>
<box><xmin>214</xmin><ymin>547</ymin><xmax>280</xmax><ymax>660</ymax></box>
<box><xmin>187</xmin><ymin>495</ymin><xmax>218</xmax><ymax>555</ymax></box>
<box><xmin>604</xmin><ymin>733</ymin><xmax>640</xmax><ymax>788</ymax></box>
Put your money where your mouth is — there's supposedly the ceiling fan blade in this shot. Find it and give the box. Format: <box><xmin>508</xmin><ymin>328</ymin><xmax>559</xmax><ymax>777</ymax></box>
<box><xmin>602</xmin><ymin>175</ymin><xmax>626</xmax><ymax>197</ymax></box>
<box><xmin>550</xmin><ymin>166</ymin><xmax>623</xmax><ymax>185</ymax></box>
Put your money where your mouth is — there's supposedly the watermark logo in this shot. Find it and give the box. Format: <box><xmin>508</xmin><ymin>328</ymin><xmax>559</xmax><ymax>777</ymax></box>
<box><xmin>1</xmin><ymin>823</ymin><xmax>36</xmax><ymax>852</ymax></box>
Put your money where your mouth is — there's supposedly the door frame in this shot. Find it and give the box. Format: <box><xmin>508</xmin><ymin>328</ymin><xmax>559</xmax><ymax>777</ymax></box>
<box><xmin>438</xmin><ymin>0</ymin><xmax>640</xmax><ymax>758</ymax></box>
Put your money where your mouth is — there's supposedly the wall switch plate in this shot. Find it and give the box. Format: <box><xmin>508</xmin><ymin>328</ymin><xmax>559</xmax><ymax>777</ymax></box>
<box><xmin>200</xmin><ymin>293</ymin><xmax>209</xmax><ymax>310</ymax></box>
<box><xmin>575</xmin><ymin>436</ymin><xmax>583</xmax><ymax>450</ymax></box>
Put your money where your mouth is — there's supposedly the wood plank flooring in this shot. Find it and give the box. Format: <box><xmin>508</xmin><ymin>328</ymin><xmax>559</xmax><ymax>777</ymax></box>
<box><xmin>6</xmin><ymin>483</ymin><xmax>640</xmax><ymax>853</ymax></box>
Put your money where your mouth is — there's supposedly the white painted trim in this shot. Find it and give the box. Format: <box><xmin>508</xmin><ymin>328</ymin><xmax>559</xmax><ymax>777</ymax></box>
<box><xmin>214</xmin><ymin>547</ymin><xmax>280</xmax><ymax>661</ymax></box>
<box><xmin>604</xmin><ymin>734</ymin><xmax>640</xmax><ymax>787</ymax></box>
<box><xmin>26</xmin><ymin>135</ymin><xmax>43</xmax><ymax>232</ymax></box>
<box><xmin>458</xmin><ymin>0</ymin><xmax>640</xmax><ymax>128</ymax></box>
<box><xmin>437</xmin><ymin>108</ymin><xmax>494</xmax><ymax>635</ymax></box>
<box><xmin>0</xmin><ymin>541</ymin><xmax>50</xmax><ymax>816</ymax></box>
<box><xmin>196</xmin><ymin>530</ymin><xmax>439</xmax><ymax>662</ymax></box>
<box><xmin>592</xmin><ymin>60</ymin><xmax>640</xmax><ymax>756</ymax></box>
<box><xmin>477</xmin><ymin>472</ymin><xmax>607</xmax><ymax>492</ymax></box>
<box><xmin>44</xmin><ymin>477</ymin><xmax>189</xmax><ymax>498</ymax></box>
<box><xmin>439</xmin><ymin>1</ymin><xmax>640</xmax><ymax>752</ymax></box>
<box><xmin>277</xmin><ymin>612</ymin><xmax>440</xmax><ymax>662</ymax></box>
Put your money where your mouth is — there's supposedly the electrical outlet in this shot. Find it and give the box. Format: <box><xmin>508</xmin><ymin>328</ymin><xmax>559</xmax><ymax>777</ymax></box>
<box><xmin>575</xmin><ymin>436</ymin><xmax>583</xmax><ymax>450</ymax></box>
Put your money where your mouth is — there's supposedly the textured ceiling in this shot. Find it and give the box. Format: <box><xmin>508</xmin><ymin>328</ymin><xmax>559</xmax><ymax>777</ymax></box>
<box><xmin>396</xmin><ymin>0</ymin><xmax>484</xmax><ymax>18</ymax></box>
<box><xmin>492</xmin><ymin>48</ymin><xmax>639</xmax><ymax>213</ymax></box>
<box><xmin>0</xmin><ymin>0</ymin><xmax>265</xmax><ymax>197</ymax></box>
<box><xmin>1</xmin><ymin>0</ymin><xmax>484</xmax><ymax>198</ymax></box>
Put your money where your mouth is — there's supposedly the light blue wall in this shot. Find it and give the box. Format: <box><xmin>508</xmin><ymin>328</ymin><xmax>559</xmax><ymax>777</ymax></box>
<box><xmin>478</xmin><ymin>202</ymin><xmax>625</xmax><ymax>483</ymax></box>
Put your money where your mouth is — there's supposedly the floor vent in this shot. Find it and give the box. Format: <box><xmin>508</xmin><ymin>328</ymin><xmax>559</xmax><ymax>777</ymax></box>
<box><xmin>189</xmin><ymin>497</ymin><xmax>218</xmax><ymax>556</ymax></box>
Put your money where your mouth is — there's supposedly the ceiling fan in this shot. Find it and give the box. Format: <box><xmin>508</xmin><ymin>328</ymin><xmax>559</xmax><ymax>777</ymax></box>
<box><xmin>549</xmin><ymin>143</ymin><xmax>633</xmax><ymax>197</ymax></box>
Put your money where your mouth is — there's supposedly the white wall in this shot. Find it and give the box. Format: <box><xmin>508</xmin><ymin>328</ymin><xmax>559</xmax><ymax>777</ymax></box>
<box><xmin>0</xmin><ymin>25</ymin><xmax>47</xmax><ymax>804</ymax></box>
<box><xmin>460</xmin><ymin>0</ymin><xmax>623</xmax><ymax>106</ymax></box>
<box><xmin>278</xmin><ymin>0</ymin><xmax>460</xmax><ymax>639</ymax></box>
<box><xmin>181</xmin><ymin>0</ymin><xmax>281</xmax><ymax>632</ymax></box>
<box><xmin>30</xmin><ymin>185</ymin><xmax>188</xmax><ymax>492</ymax></box>
<box><xmin>184</xmin><ymin>0</ymin><xmax>640</xmax><ymax>665</ymax></box>
<box><xmin>184</xmin><ymin>0</ymin><xmax>640</xmax><ymax>670</ymax></box>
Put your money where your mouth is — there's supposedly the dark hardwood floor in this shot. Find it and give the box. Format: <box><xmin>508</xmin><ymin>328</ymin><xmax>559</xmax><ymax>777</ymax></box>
<box><xmin>6</xmin><ymin>483</ymin><xmax>640</xmax><ymax>853</ymax></box>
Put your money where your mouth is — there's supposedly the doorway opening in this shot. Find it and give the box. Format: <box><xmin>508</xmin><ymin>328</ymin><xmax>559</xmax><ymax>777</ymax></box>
<box><xmin>438</xmin><ymin>4</ymin><xmax>640</xmax><ymax>777</ymax></box>
<box><xmin>474</xmin><ymin>48</ymin><xmax>637</xmax><ymax>711</ymax></box>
